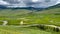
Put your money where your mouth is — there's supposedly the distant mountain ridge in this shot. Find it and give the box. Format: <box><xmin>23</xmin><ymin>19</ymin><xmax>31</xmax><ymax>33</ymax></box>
<box><xmin>44</xmin><ymin>3</ymin><xmax>60</xmax><ymax>10</ymax></box>
<box><xmin>47</xmin><ymin>4</ymin><xmax>60</xmax><ymax>8</ymax></box>
<box><xmin>0</xmin><ymin>3</ymin><xmax>60</xmax><ymax>11</ymax></box>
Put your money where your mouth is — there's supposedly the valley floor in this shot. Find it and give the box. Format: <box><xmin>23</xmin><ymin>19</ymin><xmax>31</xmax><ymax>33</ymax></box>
<box><xmin>0</xmin><ymin>8</ymin><xmax>60</xmax><ymax>34</ymax></box>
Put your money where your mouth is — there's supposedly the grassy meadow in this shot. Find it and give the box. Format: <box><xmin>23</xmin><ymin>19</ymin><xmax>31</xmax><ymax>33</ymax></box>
<box><xmin>0</xmin><ymin>8</ymin><xmax>60</xmax><ymax>34</ymax></box>
<box><xmin>0</xmin><ymin>8</ymin><xmax>60</xmax><ymax>26</ymax></box>
<box><xmin>0</xmin><ymin>26</ymin><xmax>60</xmax><ymax>34</ymax></box>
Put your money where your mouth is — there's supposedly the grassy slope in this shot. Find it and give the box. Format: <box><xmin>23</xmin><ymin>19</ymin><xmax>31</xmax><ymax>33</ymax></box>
<box><xmin>0</xmin><ymin>26</ymin><xmax>59</xmax><ymax>34</ymax></box>
<box><xmin>0</xmin><ymin>8</ymin><xmax>60</xmax><ymax>34</ymax></box>
<box><xmin>0</xmin><ymin>8</ymin><xmax>60</xmax><ymax>26</ymax></box>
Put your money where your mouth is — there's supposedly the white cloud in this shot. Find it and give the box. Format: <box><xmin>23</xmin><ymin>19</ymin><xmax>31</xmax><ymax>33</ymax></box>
<box><xmin>0</xmin><ymin>0</ymin><xmax>10</xmax><ymax>5</ymax></box>
<box><xmin>0</xmin><ymin>0</ymin><xmax>60</xmax><ymax>8</ymax></box>
<box><xmin>56</xmin><ymin>0</ymin><xmax>60</xmax><ymax>4</ymax></box>
<box><xmin>31</xmin><ymin>0</ymin><xmax>59</xmax><ymax>8</ymax></box>
<box><xmin>32</xmin><ymin>0</ymin><xmax>39</xmax><ymax>2</ymax></box>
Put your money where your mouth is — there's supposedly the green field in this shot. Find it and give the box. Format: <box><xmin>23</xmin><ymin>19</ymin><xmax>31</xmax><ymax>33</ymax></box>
<box><xmin>0</xmin><ymin>8</ymin><xmax>60</xmax><ymax>26</ymax></box>
<box><xmin>0</xmin><ymin>26</ymin><xmax>60</xmax><ymax>34</ymax></box>
<box><xmin>0</xmin><ymin>8</ymin><xmax>60</xmax><ymax>34</ymax></box>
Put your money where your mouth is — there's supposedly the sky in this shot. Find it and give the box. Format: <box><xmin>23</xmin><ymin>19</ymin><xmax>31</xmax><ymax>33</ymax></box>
<box><xmin>0</xmin><ymin>0</ymin><xmax>60</xmax><ymax>8</ymax></box>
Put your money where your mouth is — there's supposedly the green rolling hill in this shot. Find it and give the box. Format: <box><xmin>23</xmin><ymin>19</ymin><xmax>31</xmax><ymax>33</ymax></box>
<box><xmin>0</xmin><ymin>8</ymin><xmax>60</xmax><ymax>26</ymax></box>
<box><xmin>0</xmin><ymin>7</ymin><xmax>60</xmax><ymax>34</ymax></box>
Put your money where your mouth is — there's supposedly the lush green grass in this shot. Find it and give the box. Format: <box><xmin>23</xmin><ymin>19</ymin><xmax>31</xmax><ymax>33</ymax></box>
<box><xmin>0</xmin><ymin>8</ymin><xmax>60</xmax><ymax>26</ymax></box>
<box><xmin>0</xmin><ymin>26</ymin><xmax>60</xmax><ymax>34</ymax></box>
<box><xmin>0</xmin><ymin>8</ymin><xmax>60</xmax><ymax>34</ymax></box>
